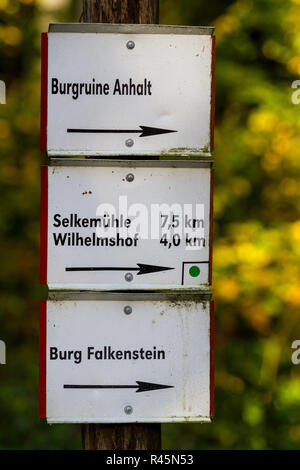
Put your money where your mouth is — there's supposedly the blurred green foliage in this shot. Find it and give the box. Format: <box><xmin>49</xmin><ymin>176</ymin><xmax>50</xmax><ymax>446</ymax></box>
<box><xmin>0</xmin><ymin>0</ymin><xmax>299</xmax><ymax>449</ymax></box>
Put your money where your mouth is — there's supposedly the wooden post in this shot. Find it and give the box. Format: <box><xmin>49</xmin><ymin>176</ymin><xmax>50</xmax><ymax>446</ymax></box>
<box><xmin>81</xmin><ymin>0</ymin><xmax>161</xmax><ymax>451</ymax></box>
<box><xmin>82</xmin><ymin>0</ymin><xmax>159</xmax><ymax>24</ymax></box>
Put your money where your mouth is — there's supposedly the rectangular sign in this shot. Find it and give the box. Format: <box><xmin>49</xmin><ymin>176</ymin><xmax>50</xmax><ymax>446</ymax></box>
<box><xmin>41</xmin><ymin>23</ymin><xmax>215</xmax><ymax>157</ymax></box>
<box><xmin>40</xmin><ymin>161</ymin><xmax>213</xmax><ymax>291</ymax></box>
<box><xmin>39</xmin><ymin>293</ymin><xmax>213</xmax><ymax>423</ymax></box>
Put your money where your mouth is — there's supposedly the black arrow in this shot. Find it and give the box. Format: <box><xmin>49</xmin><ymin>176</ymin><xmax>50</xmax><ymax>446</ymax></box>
<box><xmin>67</xmin><ymin>125</ymin><xmax>177</xmax><ymax>137</ymax></box>
<box><xmin>65</xmin><ymin>263</ymin><xmax>174</xmax><ymax>276</ymax></box>
<box><xmin>64</xmin><ymin>381</ymin><xmax>174</xmax><ymax>393</ymax></box>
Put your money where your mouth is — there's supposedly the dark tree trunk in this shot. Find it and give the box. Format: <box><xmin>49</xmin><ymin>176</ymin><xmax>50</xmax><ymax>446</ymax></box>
<box><xmin>82</xmin><ymin>0</ymin><xmax>159</xmax><ymax>24</ymax></box>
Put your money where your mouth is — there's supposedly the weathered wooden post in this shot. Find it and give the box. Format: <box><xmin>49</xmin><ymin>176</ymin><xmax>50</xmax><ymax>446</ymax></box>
<box><xmin>81</xmin><ymin>0</ymin><xmax>161</xmax><ymax>451</ymax></box>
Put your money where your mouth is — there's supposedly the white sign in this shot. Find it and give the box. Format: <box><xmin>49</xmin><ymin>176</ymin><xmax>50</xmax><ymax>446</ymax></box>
<box><xmin>41</xmin><ymin>162</ymin><xmax>213</xmax><ymax>291</ymax></box>
<box><xmin>39</xmin><ymin>294</ymin><xmax>213</xmax><ymax>423</ymax></box>
<box><xmin>41</xmin><ymin>24</ymin><xmax>215</xmax><ymax>157</ymax></box>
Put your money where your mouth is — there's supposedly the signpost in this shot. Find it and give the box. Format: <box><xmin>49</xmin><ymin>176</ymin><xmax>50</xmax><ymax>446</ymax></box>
<box><xmin>41</xmin><ymin>161</ymin><xmax>213</xmax><ymax>291</ymax></box>
<box><xmin>41</xmin><ymin>24</ymin><xmax>215</xmax><ymax>157</ymax></box>
<box><xmin>39</xmin><ymin>294</ymin><xmax>213</xmax><ymax>424</ymax></box>
<box><xmin>39</xmin><ymin>0</ymin><xmax>215</xmax><ymax>451</ymax></box>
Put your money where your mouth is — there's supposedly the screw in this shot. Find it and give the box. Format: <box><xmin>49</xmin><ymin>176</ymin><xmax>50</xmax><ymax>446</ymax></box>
<box><xmin>124</xmin><ymin>405</ymin><xmax>133</xmax><ymax>415</ymax></box>
<box><xmin>126</xmin><ymin>40</ymin><xmax>135</xmax><ymax>50</ymax></box>
<box><xmin>125</xmin><ymin>272</ymin><xmax>133</xmax><ymax>282</ymax></box>
<box><xmin>126</xmin><ymin>173</ymin><xmax>134</xmax><ymax>182</ymax></box>
<box><xmin>125</xmin><ymin>138</ymin><xmax>134</xmax><ymax>147</ymax></box>
<box><xmin>124</xmin><ymin>305</ymin><xmax>132</xmax><ymax>315</ymax></box>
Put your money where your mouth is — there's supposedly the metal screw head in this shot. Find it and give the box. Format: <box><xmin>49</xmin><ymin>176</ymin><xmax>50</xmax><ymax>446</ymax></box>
<box><xmin>124</xmin><ymin>305</ymin><xmax>132</xmax><ymax>315</ymax></box>
<box><xmin>125</xmin><ymin>138</ymin><xmax>134</xmax><ymax>147</ymax></box>
<box><xmin>126</xmin><ymin>173</ymin><xmax>134</xmax><ymax>182</ymax></box>
<box><xmin>125</xmin><ymin>272</ymin><xmax>133</xmax><ymax>282</ymax></box>
<box><xmin>126</xmin><ymin>40</ymin><xmax>135</xmax><ymax>50</ymax></box>
<box><xmin>124</xmin><ymin>405</ymin><xmax>133</xmax><ymax>415</ymax></box>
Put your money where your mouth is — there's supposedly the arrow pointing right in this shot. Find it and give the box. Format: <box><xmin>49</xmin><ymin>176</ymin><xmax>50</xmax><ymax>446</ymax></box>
<box><xmin>135</xmin><ymin>381</ymin><xmax>174</xmax><ymax>393</ymax></box>
<box><xmin>136</xmin><ymin>263</ymin><xmax>174</xmax><ymax>275</ymax></box>
<box><xmin>138</xmin><ymin>126</ymin><xmax>177</xmax><ymax>137</ymax></box>
<box><xmin>64</xmin><ymin>381</ymin><xmax>174</xmax><ymax>393</ymax></box>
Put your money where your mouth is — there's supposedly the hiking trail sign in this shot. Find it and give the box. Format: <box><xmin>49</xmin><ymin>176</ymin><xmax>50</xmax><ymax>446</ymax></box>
<box><xmin>41</xmin><ymin>23</ymin><xmax>215</xmax><ymax>157</ymax></box>
<box><xmin>40</xmin><ymin>161</ymin><xmax>213</xmax><ymax>291</ymax></box>
<box><xmin>39</xmin><ymin>293</ymin><xmax>214</xmax><ymax>423</ymax></box>
<box><xmin>39</xmin><ymin>20</ymin><xmax>216</xmax><ymax>429</ymax></box>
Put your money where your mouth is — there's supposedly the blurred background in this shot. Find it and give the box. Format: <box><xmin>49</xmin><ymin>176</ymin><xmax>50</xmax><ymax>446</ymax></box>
<box><xmin>0</xmin><ymin>0</ymin><xmax>299</xmax><ymax>450</ymax></box>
